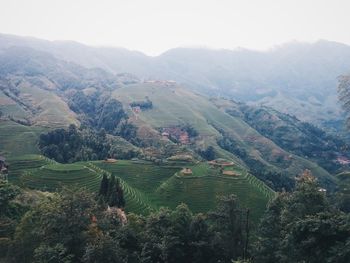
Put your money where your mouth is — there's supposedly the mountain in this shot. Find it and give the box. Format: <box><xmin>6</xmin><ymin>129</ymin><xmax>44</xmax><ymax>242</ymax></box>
<box><xmin>1</xmin><ymin>46</ymin><xmax>349</xmax><ymax>192</ymax></box>
<box><xmin>1</xmin><ymin>34</ymin><xmax>350</xmax><ymax>131</ymax></box>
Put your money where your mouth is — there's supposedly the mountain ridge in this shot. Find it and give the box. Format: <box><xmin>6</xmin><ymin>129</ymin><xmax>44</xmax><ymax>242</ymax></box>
<box><xmin>0</xmin><ymin>33</ymin><xmax>348</xmax><ymax>130</ymax></box>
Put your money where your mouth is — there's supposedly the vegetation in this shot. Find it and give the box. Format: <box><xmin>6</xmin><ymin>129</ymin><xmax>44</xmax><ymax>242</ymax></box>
<box><xmin>1</xmin><ymin>170</ymin><xmax>349</xmax><ymax>263</ymax></box>
<box><xmin>197</xmin><ymin>146</ymin><xmax>216</xmax><ymax>161</ymax></box>
<box><xmin>98</xmin><ymin>174</ymin><xmax>125</xmax><ymax>208</ymax></box>
<box><xmin>39</xmin><ymin>124</ymin><xmax>111</xmax><ymax>163</ymax></box>
<box><xmin>130</xmin><ymin>98</ymin><xmax>153</xmax><ymax>110</ymax></box>
<box><xmin>217</xmin><ymin>135</ymin><xmax>295</xmax><ymax>191</ymax></box>
<box><xmin>7</xmin><ymin>156</ymin><xmax>273</xmax><ymax>221</ymax></box>
<box><xmin>229</xmin><ymin>105</ymin><xmax>350</xmax><ymax>173</ymax></box>
<box><xmin>255</xmin><ymin>171</ymin><xmax>350</xmax><ymax>263</ymax></box>
<box><xmin>69</xmin><ymin>91</ymin><xmax>127</xmax><ymax>133</ymax></box>
<box><xmin>38</xmin><ymin>124</ymin><xmax>138</xmax><ymax>163</ymax></box>
<box><xmin>1</xmin><ymin>182</ymin><xmax>251</xmax><ymax>263</ymax></box>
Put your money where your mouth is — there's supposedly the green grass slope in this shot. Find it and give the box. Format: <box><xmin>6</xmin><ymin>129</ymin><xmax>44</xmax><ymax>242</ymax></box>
<box><xmin>8</xmin><ymin>156</ymin><xmax>274</xmax><ymax>222</ymax></box>
<box><xmin>112</xmin><ymin>83</ymin><xmax>334</xmax><ymax>184</ymax></box>
<box><xmin>0</xmin><ymin>120</ymin><xmax>46</xmax><ymax>157</ymax></box>
<box><xmin>8</xmin><ymin>156</ymin><xmax>102</xmax><ymax>191</ymax></box>
<box><xmin>94</xmin><ymin>160</ymin><xmax>274</xmax><ymax>222</ymax></box>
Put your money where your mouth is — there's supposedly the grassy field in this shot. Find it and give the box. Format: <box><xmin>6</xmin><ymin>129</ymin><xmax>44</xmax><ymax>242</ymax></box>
<box><xmin>18</xmin><ymin>85</ymin><xmax>79</xmax><ymax>128</ymax></box>
<box><xmin>94</xmin><ymin>160</ymin><xmax>274</xmax><ymax>222</ymax></box>
<box><xmin>0</xmin><ymin>90</ymin><xmax>29</xmax><ymax>119</ymax></box>
<box><xmin>8</xmin><ymin>156</ymin><xmax>102</xmax><ymax>191</ymax></box>
<box><xmin>0</xmin><ymin>120</ymin><xmax>46</xmax><ymax>157</ymax></box>
<box><xmin>8</xmin><ymin>155</ymin><xmax>275</xmax><ymax>222</ymax></box>
<box><xmin>112</xmin><ymin>83</ymin><xmax>334</xmax><ymax>182</ymax></box>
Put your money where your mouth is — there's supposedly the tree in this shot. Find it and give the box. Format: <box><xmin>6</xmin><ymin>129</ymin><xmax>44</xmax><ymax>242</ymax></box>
<box><xmin>83</xmin><ymin>234</ymin><xmax>123</xmax><ymax>263</ymax></box>
<box><xmin>0</xmin><ymin>180</ymin><xmax>22</xmax><ymax>259</ymax></box>
<box><xmin>116</xmin><ymin>179</ymin><xmax>125</xmax><ymax>208</ymax></box>
<box><xmin>209</xmin><ymin>194</ymin><xmax>247</xmax><ymax>261</ymax></box>
<box><xmin>199</xmin><ymin>146</ymin><xmax>215</xmax><ymax>161</ymax></box>
<box><xmin>11</xmin><ymin>187</ymin><xmax>97</xmax><ymax>262</ymax></box>
<box><xmin>33</xmin><ymin>243</ymin><xmax>73</xmax><ymax>263</ymax></box>
<box><xmin>108</xmin><ymin>179</ymin><xmax>119</xmax><ymax>207</ymax></box>
<box><xmin>0</xmin><ymin>180</ymin><xmax>20</xmax><ymax>216</ymax></box>
<box><xmin>255</xmin><ymin>170</ymin><xmax>350</xmax><ymax>263</ymax></box>
<box><xmin>98</xmin><ymin>174</ymin><xmax>109</xmax><ymax>197</ymax></box>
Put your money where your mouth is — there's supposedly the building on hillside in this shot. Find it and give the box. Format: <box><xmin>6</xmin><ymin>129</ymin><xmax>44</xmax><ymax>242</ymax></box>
<box><xmin>181</xmin><ymin>167</ymin><xmax>193</xmax><ymax>175</ymax></box>
<box><xmin>222</xmin><ymin>170</ymin><xmax>238</xmax><ymax>176</ymax></box>
<box><xmin>179</xmin><ymin>132</ymin><xmax>189</xmax><ymax>144</ymax></box>
<box><xmin>104</xmin><ymin>158</ymin><xmax>118</xmax><ymax>163</ymax></box>
<box><xmin>161</xmin><ymin>132</ymin><xmax>170</xmax><ymax>139</ymax></box>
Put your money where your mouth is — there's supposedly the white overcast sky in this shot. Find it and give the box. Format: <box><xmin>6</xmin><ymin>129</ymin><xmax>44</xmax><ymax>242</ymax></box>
<box><xmin>0</xmin><ymin>0</ymin><xmax>349</xmax><ymax>55</ymax></box>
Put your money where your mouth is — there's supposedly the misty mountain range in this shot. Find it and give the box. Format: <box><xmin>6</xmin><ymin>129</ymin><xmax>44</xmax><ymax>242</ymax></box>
<box><xmin>1</xmin><ymin>33</ymin><xmax>350</xmax><ymax>131</ymax></box>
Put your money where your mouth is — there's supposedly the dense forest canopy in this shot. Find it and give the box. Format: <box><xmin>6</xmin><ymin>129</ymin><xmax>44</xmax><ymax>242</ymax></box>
<box><xmin>39</xmin><ymin>125</ymin><xmax>138</xmax><ymax>163</ymax></box>
<box><xmin>1</xmin><ymin>171</ymin><xmax>349</xmax><ymax>262</ymax></box>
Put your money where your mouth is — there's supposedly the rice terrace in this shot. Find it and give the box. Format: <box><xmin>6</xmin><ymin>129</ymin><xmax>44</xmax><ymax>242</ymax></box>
<box><xmin>7</xmin><ymin>154</ymin><xmax>274</xmax><ymax>222</ymax></box>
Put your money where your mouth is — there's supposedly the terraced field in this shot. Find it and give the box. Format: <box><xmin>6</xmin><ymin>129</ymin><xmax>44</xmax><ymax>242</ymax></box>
<box><xmin>8</xmin><ymin>155</ymin><xmax>53</xmax><ymax>184</ymax></box>
<box><xmin>92</xmin><ymin>160</ymin><xmax>181</xmax><ymax>214</ymax></box>
<box><xmin>160</xmin><ymin>171</ymin><xmax>273</xmax><ymax>222</ymax></box>
<box><xmin>7</xmin><ymin>156</ymin><xmax>275</xmax><ymax>222</ymax></box>
<box><xmin>20</xmin><ymin>163</ymin><xmax>102</xmax><ymax>191</ymax></box>
<box><xmin>94</xmin><ymin>160</ymin><xmax>275</xmax><ymax>222</ymax></box>
<box><xmin>8</xmin><ymin>155</ymin><xmax>102</xmax><ymax>191</ymax></box>
<box><xmin>0</xmin><ymin>120</ymin><xmax>46</xmax><ymax>157</ymax></box>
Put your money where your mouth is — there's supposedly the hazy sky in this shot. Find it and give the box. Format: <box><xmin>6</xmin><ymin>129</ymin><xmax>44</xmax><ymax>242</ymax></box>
<box><xmin>0</xmin><ymin>0</ymin><xmax>349</xmax><ymax>55</ymax></box>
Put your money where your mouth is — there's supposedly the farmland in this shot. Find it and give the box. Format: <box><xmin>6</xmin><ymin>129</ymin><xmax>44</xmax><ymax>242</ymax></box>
<box><xmin>7</xmin><ymin>155</ymin><xmax>274</xmax><ymax>222</ymax></box>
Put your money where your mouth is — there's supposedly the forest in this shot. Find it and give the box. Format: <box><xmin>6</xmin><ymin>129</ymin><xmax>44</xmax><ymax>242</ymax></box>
<box><xmin>0</xmin><ymin>171</ymin><xmax>349</xmax><ymax>263</ymax></box>
<box><xmin>39</xmin><ymin>124</ymin><xmax>138</xmax><ymax>163</ymax></box>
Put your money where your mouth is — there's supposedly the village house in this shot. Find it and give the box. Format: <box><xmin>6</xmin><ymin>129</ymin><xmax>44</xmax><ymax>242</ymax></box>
<box><xmin>181</xmin><ymin>167</ymin><xmax>193</xmax><ymax>175</ymax></box>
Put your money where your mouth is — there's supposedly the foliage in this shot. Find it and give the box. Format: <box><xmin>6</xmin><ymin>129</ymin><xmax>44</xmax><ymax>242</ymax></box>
<box><xmin>197</xmin><ymin>146</ymin><xmax>215</xmax><ymax>161</ymax></box>
<box><xmin>39</xmin><ymin>124</ymin><xmax>136</xmax><ymax>163</ymax></box>
<box><xmin>182</xmin><ymin>124</ymin><xmax>198</xmax><ymax>138</ymax></box>
<box><xmin>0</xmin><ymin>180</ymin><xmax>20</xmax><ymax>216</ymax></box>
<box><xmin>255</xmin><ymin>171</ymin><xmax>350</xmax><ymax>263</ymax></box>
<box><xmin>3</xmin><ymin>181</ymin><xmax>253</xmax><ymax>263</ymax></box>
<box><xmin>33</xmin><ymin>243</ymin><xmax>73</xmax><ymax>263</ymax></box>
<box><xmin>115</xmin><ymin>120</ymin><xmax>140</xmax><ymax>145</ymax></box>
<box><xmin>130</xmin><ymin>98</ymin><xmax>153</xmax><ymax>110</ymax></box>
<box><xmin>234</xmin><ymin>105</ymin><xmax>350</xmax><ymax>173</ymax></box>
<box><xmin>2</xmin><ymin>175</ymin><xmax>350</xmax><ymax>263</ymax></box>
<box><xmin>209</xmin><ymin>195</ymin><xmax>249</xmax><ymax>261</ymax></box>
<box><xmin>10</xmin><ymin>187</ymin><xmax>97</xmax><ymax>262</ymax></box>
<box><xmin>69</xmin><ymin>90</ymin><xmax>128</xmax><ymax>134</ymax></box>
<box><xmin>218</xmin><ymin>136</ymin><xmax>294</xmax><ymax>191</ymax></box>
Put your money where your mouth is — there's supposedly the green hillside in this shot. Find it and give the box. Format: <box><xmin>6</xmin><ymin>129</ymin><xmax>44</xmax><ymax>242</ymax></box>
<box><xmin>0</xmin><ymin>120</ymin><xmax>46</xmax><ymax>157</ymax></box>
<box><xmin>7</xmin><ymin>155</ymin><xmax>274</xmax><ymax>222</ymax></box>
<box><xmin>112</xmin><ymin>83</ymin><xmax>335</xmax><ymax>186</ymax></box>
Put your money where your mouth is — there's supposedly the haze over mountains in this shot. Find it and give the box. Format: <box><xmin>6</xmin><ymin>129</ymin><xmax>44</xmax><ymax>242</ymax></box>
<box><xmin>1</xmin><ymin>33</ymin><xmax>350</xmax><ymax>130</ymax></box>
<box><xmin>1</xmin><ymin>34</ymin><xmax>350</xmax><ymax>192</ymax></box>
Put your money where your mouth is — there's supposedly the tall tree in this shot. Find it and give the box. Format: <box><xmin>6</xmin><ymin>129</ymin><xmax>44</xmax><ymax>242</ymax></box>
<box><xmin>255</xmin><ymin>170</ymin><xmax>350</xmax><ymax>263</ymax></box>
<box><xmin>209</xmin><ymin>194</ymin><xmax>247</xmax><ymax>261</ymax></box>
<box><xmin>98</xmin><ymin>174</ymin><xmax>109</xmax><ymax>198</ymax></box>
<box><xmin>116</xmin><ymin>179</ymin><xmax>125</xmax><ymax>208</ymax></box>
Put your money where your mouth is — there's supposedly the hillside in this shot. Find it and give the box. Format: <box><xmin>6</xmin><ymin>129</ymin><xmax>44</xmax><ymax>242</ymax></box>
<box><xmin>1</xmin><ymin>34</ymin><xmax>350</xmax><ymax>130</ymax></box>
<box><xmin>110</xmin><ymin>82</ymin><xmax>337</xmax><ymax>188</ymax></box>
<box><xmin>7</xmin><ymin>155</ymin><xmax>273</xmax><ymax>222</ymax></box>
<box><xmin>212</xmin><ymin>98</ymin><xmax>350</xmax><ymax>174</ymax></box>
<box><xmin>0</xmin><ymin>45</ymin><xmax>344</xmax><ymax>191</ymax></box>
